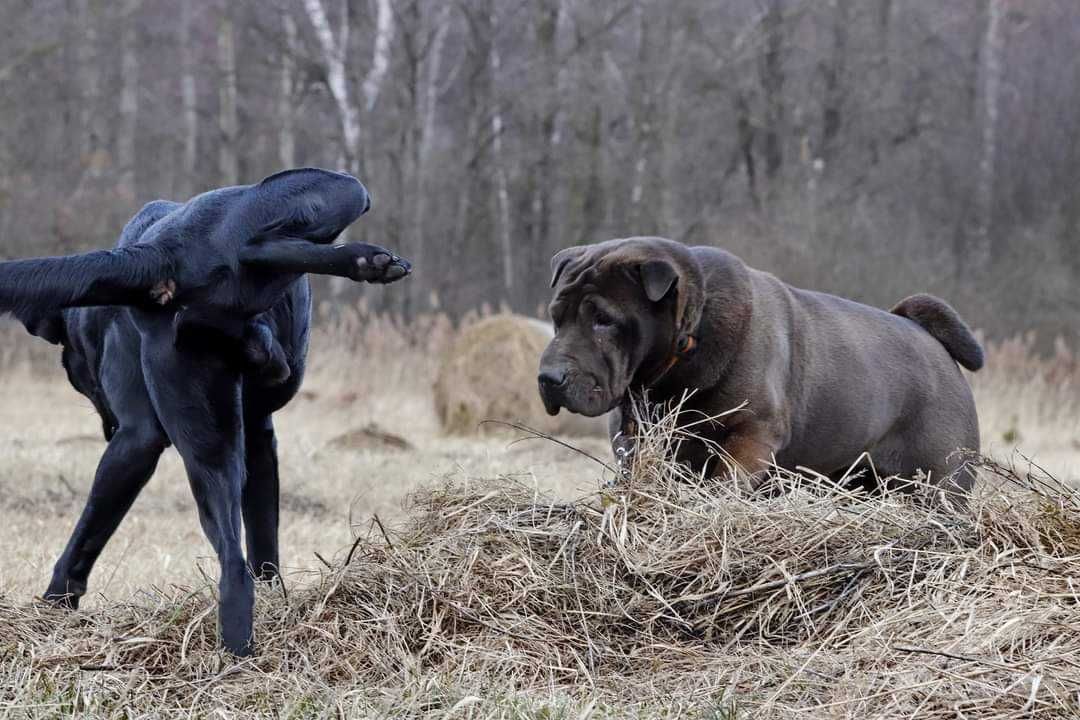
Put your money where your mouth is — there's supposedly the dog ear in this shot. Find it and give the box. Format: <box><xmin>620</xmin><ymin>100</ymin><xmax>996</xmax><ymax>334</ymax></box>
<box><xmin>550</xmin><ymin>246</ymin><xmax>586</xmax><ymax>287</ymax></box>
<box><xmin>639</xmin><ymin>259</ymin><xmax>678</xmax><ymax>302</ymax></box>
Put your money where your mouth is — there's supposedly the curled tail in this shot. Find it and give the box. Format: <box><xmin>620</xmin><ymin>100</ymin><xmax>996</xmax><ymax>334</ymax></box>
<box><xmin>891</xmin><ymin>294</ymin><xmax>984</xmax><ymax>371</ymax></box>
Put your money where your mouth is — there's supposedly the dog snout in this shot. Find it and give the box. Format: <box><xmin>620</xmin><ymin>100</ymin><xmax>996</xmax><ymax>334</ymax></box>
<box><xmin>537</xmin><ymin>366</ymin><xmax>569</xmax><ymax>416</ymax></box>
<box><xmin>538</xmin><ymin>367</ymin><xmax>567</xmax><ymax>390</ymax></box>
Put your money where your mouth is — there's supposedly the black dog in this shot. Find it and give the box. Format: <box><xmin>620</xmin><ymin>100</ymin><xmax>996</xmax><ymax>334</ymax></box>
<box><xmin>4</xmin><ymin>168</ymin><xmax>410</xmax><ymax>655</ymax></box>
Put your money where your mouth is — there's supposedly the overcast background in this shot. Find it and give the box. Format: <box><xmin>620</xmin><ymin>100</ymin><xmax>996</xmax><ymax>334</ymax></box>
<box><xmin>1</xmin><ymin>0</ymin><xmax>1077</xmax><ymax>342</ymax></box>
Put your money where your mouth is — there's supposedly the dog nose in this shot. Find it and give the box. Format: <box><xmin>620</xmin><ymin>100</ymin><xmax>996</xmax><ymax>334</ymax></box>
<box><xmin>538</xmin><ymin>368</ymin><xmax>567</xmax><ymax>389</ymax></box>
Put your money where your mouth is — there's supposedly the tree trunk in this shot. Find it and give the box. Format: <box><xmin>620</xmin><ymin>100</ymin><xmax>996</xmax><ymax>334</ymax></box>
<box><xmin>410</xmin><ymin>3</ymin><xmax>450</xmax><ymax>311</ymax></box>
<box><xmin>760</xmin><ymin>0</ymin><xmax>785</xmax><ymax>181</ymax></box>
<box><xmin>278</xmin><ymin>11</ymin><xmax>297</xmax><ymax>170</ymax></box>
<box><xmin>180</xmin><ymin>1</ymin><xmax>198</xmax><ymax>195</ymax></box>
<box><xmin>362</xmin><ymin>0</ymin><xmax>394</xmax><ymax>113</ymax></box>
<box><xmin>117</xmin><ymin>0</ymin><xmax>139</xmax><ymax>202</ymax></box>
<box><xmin>820</xmin><ymin>0</ymin><xmax>850</xmax><ymax>162</ymax></box>
<box><xmin>217</xmin><ymin>5</ymin><xmax>238</xmax><ymax>185</ymax></box>
<box><xmin>78</xmin><ymin>0</ymin><xmax>103</xmax><ymax>175</ymax></box>
<box><xmin>973</xmin><ymin>0</ymin><xmax>1004</xmax><ymax>266</ymax></box>
<box><xmin>491</xmin><ymin>38</ymin><xmax>512</xmax><ymax>298</ymax></box>
<box><xmin>302</xmin><ymin>0</ymin><xmax>359</xmax><ymax>172</ymax></box>
<box><xmin>529</xmin><ymin>0</ymin><xmax>561</xmax><ymax>289</ymax></box>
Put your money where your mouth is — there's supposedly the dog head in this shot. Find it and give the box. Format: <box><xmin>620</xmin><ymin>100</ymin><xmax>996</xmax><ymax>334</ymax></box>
<box><xmin>538</xmin><ymin>237</ymin><xmax>706</xmax><ymax>417</ymax></box>
<box><xmin>254</xmin><ymin>168</ymin><xmax>372</xmax><ymax>244</ymax></box>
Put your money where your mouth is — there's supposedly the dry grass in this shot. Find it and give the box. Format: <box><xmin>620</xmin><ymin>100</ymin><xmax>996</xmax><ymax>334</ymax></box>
<box><xmin>972</xmin><ymin>334</ymin><xmax>1080</xmax><ymax>480</ymax></box>
<box><xmin>0</xmin><ymin>312</ymin><xmax>1077</xmax><ymax>718</ymax></box>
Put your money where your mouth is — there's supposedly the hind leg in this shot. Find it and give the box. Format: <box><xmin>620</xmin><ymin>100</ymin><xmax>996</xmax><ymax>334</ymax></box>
<box><xmin>242</xmin><ymin>413</ymin><xmax>281</xmax><ymax>581</ymax></box>
<box><xmin>869</xmin><ymin>422</ymin><xmax>978</xmax><ymax>507</ymax></box>
<box><xmin>44</xmin><ymin>325</ymin><xmax>168</xmax><ymax>607</ymax></box>
<box><xmin>44</xmin><ymin>427</ymin><xmax>167</xmax><ymax>607</ymax></box>
<box><xmin>141</xmin><ymin>333</ymin><xmax>254</xmax><ymax>655</ymax></box>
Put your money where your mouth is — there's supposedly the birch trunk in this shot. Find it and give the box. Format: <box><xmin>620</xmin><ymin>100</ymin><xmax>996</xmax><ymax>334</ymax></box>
<box><xmin>302</xmin><ymin>0</ymin><xmax>393</xmax><ymax>174</ymax></box>
<box><xmin>362</xmin><ymin>0</ymin><xmax>393</xmax><ymax>112</ymax></box>
<box><xmin>490</xmin><ymin>41</ymin><xmax>512</xmax><ymax>295</ymax></box>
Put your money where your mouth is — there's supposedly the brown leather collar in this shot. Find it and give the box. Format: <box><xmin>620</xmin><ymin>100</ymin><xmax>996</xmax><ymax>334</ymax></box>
<box><xmin>642</xmin><ymin>334</ymin><xmax>697</xmax><ymax>389</ymax></box>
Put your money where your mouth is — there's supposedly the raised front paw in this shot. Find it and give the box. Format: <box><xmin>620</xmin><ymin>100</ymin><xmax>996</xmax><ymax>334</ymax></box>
<box><xmin>344</xmin><ymin>244</ymin><xmax>413</xmax><ymax>284</ymax></box>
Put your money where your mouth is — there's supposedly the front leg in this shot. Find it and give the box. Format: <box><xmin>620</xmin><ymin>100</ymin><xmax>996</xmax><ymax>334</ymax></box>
<box><xmin>718</xmin><ymin>424</ymin><xmax>780</xmax><ymax>489</ymax></box>
<box><xmin>239</xmin><ymin>240</ymin><xmax>411</xmax><ymax>283</ymax></box>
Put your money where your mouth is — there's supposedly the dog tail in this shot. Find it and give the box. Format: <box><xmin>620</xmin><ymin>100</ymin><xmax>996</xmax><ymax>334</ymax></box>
<box><xmin>891</xmin><ymin>294</ymin><xmax>984</xmax><ymax>371</ymax></box>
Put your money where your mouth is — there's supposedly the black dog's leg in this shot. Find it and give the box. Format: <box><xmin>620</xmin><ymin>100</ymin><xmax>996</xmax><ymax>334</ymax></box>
<box><xmin>44</xmin><ymin>427</ymin><xmax>167</xmax><ymax>607</ymax></box>
<box><xmin>242</xmin><ymin>414</ymin><xmax>280</xmax><ymax>582</ymax></box>
<box><xmin>173</xmin><ymin>309</ymin><xmax>291</xmax><ymax>385</ymax></box>
<box><xmin>239</xmin><ymin>240</ymin><xmax>411</xmax><ymax>283</ymax></box>
<box><xmin>45</xmin><ymin>323</ymin><xmax>168</xmax><ymax>608</ymax></box>
<box><xmin>142</xmin><ymin>339</ymin><xmax>253</xmax><ymax>656</ymax></box>
<box><xmin>0</xmin><ymin>244</ymin><xmax>175</xmax><ymax>319</ymax></box>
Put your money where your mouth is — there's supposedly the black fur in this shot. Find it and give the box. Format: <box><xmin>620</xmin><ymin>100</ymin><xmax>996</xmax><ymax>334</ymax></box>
<box><xmin>6</xmin><ymin>169</ymin><xmax>410</xmax><ymax>656</ymax></box>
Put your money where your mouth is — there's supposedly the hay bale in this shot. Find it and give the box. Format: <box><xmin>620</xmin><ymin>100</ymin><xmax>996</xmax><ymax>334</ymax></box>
<box><xmin>433</xmin><ymin>313</ymin><xmax>606</xmax><ymax>436</ymax></box>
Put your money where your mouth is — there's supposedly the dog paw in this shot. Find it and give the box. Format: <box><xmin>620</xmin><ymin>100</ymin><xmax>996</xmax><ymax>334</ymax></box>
<box><xmin>345</xmin><ymin>244</ymin><xmax>412</xmax><ymax>284</ymax></box>
<box><xmin>150</xmin><ymin>279</ymin><xmax>177</xmax><ymax>305</ymax></box>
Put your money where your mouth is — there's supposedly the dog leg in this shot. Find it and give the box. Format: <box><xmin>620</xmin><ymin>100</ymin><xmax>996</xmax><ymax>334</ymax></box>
<box><xmin>238</xmin><ymin>240</ymin><xmax>411</xmax><ymax>284</ymax></box>
<box><xmin>719</xmin><ymin>429</ymin><xmax>777</xmax><ymax>489</ymax></box>
<box><xmin>142</xmin><ymin>339</ymin><xmax>253</xmax><ymax>656</ymax></box>
<box><xmin>45</xmin><ymin>324</ymin><xmax>168</xmax><ymax>608</ymax></box>
<box><xmin>242</xmin><ymin>413</ymin><xmax>281</xmax><ymax>582</ymax></box>
<box><xmin>44</xmin><ymin>425</ymin><xmax>167</xmax><ymax>608</ymax></box>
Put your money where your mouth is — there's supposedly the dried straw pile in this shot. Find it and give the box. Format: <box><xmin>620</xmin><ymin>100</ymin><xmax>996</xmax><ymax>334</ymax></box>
<box><xmin>3</xmin><ymin>405</ymin><xmax>1079</xmax><ymax>718</ymax></box>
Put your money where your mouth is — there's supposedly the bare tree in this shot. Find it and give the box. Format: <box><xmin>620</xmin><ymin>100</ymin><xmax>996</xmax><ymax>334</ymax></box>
<box><xmin>302</xmin><ymin>0</ymin><xmax>393</xmax><ymax>173</ymax></box>
<box><xmin>278</xmin><ymin>9</ymin><xmax>297</xmax><ymax>170</ymax></box>
<box><xmin>180</xmin><ymin>1</ymin><xmax>199</xmax><ymax>195</ymax></box>
<box><xmin>217</xmin><ymin>3</ymin><xmax>239</xmax><ymax>185</ymax></box>
<box><xmin>116</xmin><ymin>0</ymin><xmax>139</xmax><ymax>201</ymax></box>
<box><xmin>973</xmin><ymin>0</ymin><xmax>1004</xmax><ymax>265</ymax></box>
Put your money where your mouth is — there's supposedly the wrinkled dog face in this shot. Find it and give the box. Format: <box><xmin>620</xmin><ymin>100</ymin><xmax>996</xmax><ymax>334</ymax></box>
<box><xmin>538</xmin><ymin>248</ymin><xmax>679</xmax><ymax>417</ymax></box>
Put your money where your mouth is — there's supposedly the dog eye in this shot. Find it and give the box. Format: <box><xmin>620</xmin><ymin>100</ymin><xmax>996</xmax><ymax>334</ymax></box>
<box><xmin>592</xmin><ymin>310</ymin><xmax>615</xmax><ymax>329</ymax></box>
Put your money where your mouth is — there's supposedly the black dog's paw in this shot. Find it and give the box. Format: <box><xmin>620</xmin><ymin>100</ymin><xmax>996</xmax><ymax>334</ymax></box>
<box><xmin>150</xmin><ymin>278</ymin><xmax>177</xmax><ymax>305</ymax></box>
<box><xmin>342</xmin><ymin>244</ymin><xmax>412</xmax><ymax>284</ymax></box>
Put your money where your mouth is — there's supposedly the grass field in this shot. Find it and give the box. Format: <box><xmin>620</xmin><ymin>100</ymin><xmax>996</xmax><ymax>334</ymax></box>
<box><xmin>0</xmin><ymin>314</ymin><xmax>1077</xmax><ymax>718</ymax></box>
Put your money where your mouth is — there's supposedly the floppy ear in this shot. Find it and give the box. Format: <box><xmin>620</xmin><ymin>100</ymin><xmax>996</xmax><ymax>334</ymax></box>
<box><xmin>639</xmin><ymin>259</ymin><xmax>678</xmax><ymax>302</ymax></box>
<box><xmin>550</xmin><ymin>246</ymin><xmax>585</xmax><ymax>287</ymax></box>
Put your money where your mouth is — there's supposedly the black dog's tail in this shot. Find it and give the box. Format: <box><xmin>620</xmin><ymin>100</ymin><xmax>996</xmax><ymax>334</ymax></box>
<box><xmin>0</xmin><ymin>244</ymin><xmax>174</xmax><ymax>324</ymax></box>
<box><xmin>891</xmin><ymin>294</ymin><xmax>985</xmax><ymax>371</ymax></box>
